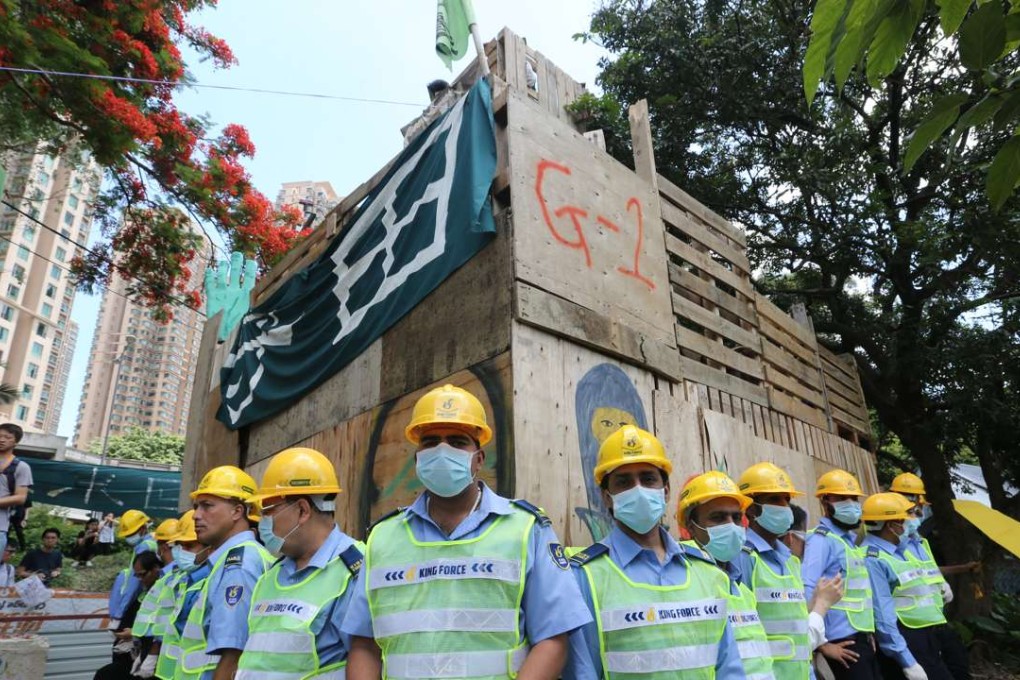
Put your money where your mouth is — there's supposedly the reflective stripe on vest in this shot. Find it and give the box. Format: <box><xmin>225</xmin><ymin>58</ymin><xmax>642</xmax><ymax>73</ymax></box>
<box><xmin>157</xmin><ymin>572</ymin><xmax>196</xmax><ymax>680</ymax></box>
<box><xmin>131</xmin><ymin>585</ymin><xmax>161</xmax><ymax>638</ymax></box>
<box><xmin>118</xmin><ymin>537</ymin><xmax>159</xmax><ymax>596</ymax></box>
<box><xmin>749</xmin><ymin>550</ymin><xmax>810</xmax><ymax>680</ymax></box>
<box><xmin>366</xmin><ymin>509</ymin><xmax>534</xmax><ymax>680</ymax></box>
<box><xmin>814</xmin><ymin>529</ymin><xmax>875</xmax><ymax>632</ymax></box>
<box><xmin>582</xmin><ymin>551</ymin><xmax>728</xmax><ymax>679</ymax></box>
<box><xmin>914</xmin><ymin>539</ymin><xmax>948</xmax><ymax>608</ymax></box>
<box><xmin>727</xmin><ymin>580</ymin><xmax>775</xmax><ymax>680</ymax></box>
<box><xmin>236</xmin><ymin>541</ymin><xmax>364</xmax><ymax>680</ymax></box>
<box><xmin>876</xmin><ymin>549</ymin><xmax>947</xmax><ymax>629</ymax></box>
<box><xmin>178</xmin><ymin>541</ymin><xmax>273</xmax><ymax>678</ymax></box>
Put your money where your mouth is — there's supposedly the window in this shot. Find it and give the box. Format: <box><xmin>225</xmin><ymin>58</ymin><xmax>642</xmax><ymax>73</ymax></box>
<box><xmin>54</xmin><ymin>247</ymin><xmax>67</xmax><ymax>262</ymax></box>
<box><xmin>63</xmin><ymin>212</ymin><xmax>74</xmax><ymax>226</ymax></box>
<box><xmin>15</xmin><ymin>406</ymin><xmax>28</xmax><ymax>421</ymax></box>
<box><xmin>17</xmin><ymin>246</ymin><xmax>29</xmax><ymax>261</ymax></box>
<box><xmin>30</xmin><ymin>342</ymin><xmax>43</xmax><ymax>357</ymax></box>
<box><xmin>50</xmin><ymin>265</ymin><xmax>60</xmax><ymax>279</ymax></box>
<box><xmin>21</xmin><ymin>384</ymin><xmax>31</xmax><ymax>398</ymax></box>
<box><xmin>27</xmin><ymin>363</ymin><xmax>38</xmax><ymax>379</ymax></box>
<box><xmin>23</xmin><ymin>226</ymin><xmax>35</xmax><ymax>243</ymax></box>
<box><xmin>7</xmin><ymin>284</ymin><xmax>20</xmax><ymax>300</ymax></box>
<box><xmin>41</xmin><ymin>303</ymin><xmax>52</xmax><ymax>318</ymax></box>
<box><xmin>0</xmin><ymin>305</ymin><xmax>12</xmax><ymax>321</ymax></box>
<box><xmin>68</xmin><ymin>195</ymin><xmax>79</xmax><ymax>209</ymax></box>
<box><xmin>36</xmin><ymin>170</ymin><xmax>49</xmax><ymax>186</ymax></box>
<box><xmin>0</xmin><ymin>328</ymin><xmax>8</xmax><ymax>341</ymax></box>
<box><xmin>11</xmin><ymin>264</ymin><xmax>25</xmax><ymax>282</ymax></box>
<box><xmin>44</xmin><ymin>284</ymin><xmax>55</xmax><ymax>298</ymax></box>
<box><xmin>35</xmin><ymin>322</ymin><xmax>47</xmax><ymax>338</ymax></box>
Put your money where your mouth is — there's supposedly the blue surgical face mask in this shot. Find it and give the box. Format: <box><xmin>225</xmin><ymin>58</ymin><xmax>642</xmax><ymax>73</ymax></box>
<box><xmin>832</xmin><ymin>499</ymin><xmax>862</xmax><ymax>525</ymax></box>
<box><xmin>611</xmin><ymin>486</ymin><xmax>666</xmax><ymax>534</ymax></box>
<box><xmin>699</xmin><ymin>522</ymin><xmax>746</xmax><ymax>563</ymax></box>
<box><xmin>756</xmin><ymin>503</ymin><xmax>794</xmax><ymax>535</ymax></box>
<box><xmin>174</xmin><ymin>547</ymin><xmax>199</xmax><ymax>572</ymax></box>
<box><xmin>171</xmin><ymin>544</ymin><xmax>183</xmax><ymax>565</ymax></box>
<box><xmin>125</xmin><ymin>534</ymin><xmax>143</xmax><ymax>547</ymax></box>
<box><xmin>258</xmin><ymin>502</ymin><xmax>300</xmax><ymax>555</ymax></box>
<box><xmin>416</xmin><ymin>443</ymin><xmax>475</xmax><ymax>498</ymax></box>
<box><xmin>904</xmin><ymin>517</ymin><xmax>921</xmax><ymax>538</ymax></box>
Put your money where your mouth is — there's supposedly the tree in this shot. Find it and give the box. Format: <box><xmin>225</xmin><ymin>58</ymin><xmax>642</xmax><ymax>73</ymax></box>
<box><xmin>0</xmin><ymin>0</ymin><xmax>305</xmax><ymax>319</ymax></box>
<box><xmin>581</xmin><ymin>0</ymin><xmax>1020</xmax><ymax>578</ymax></box>
<box><xmin>0</xmin><ymin>383</ymin><xmax>19</xmax><ymax>404</ymax></box>
<box><xmin>88</xmin><ymin>426</ymin><xmax>184</xmax><ymax>466</ymax></box>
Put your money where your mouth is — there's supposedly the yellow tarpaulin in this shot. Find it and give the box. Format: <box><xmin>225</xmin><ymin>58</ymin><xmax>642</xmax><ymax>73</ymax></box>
<box><xmin>953</xmin><ymin>499</ymin><xmax>1020</xmax><ymax>560</ymax></box>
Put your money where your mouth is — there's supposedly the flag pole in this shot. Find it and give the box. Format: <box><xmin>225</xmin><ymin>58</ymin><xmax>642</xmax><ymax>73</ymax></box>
<box><xmin>462</xmin><ymin>0</ymin><xmax>490</xmax><ymax>76</ymax></box>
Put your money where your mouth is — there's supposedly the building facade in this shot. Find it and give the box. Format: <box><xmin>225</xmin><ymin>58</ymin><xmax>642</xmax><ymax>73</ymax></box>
<box><xmin>275</xmin><ymin>180</ymin><xmax>339</xmax><ymax>229</ymax></box>
<box><xmin>0</xmin><ymin>146</ymin><xmax>101</xmax><ymax>433</ymax></box>
<box><xmin>72</xmin><ymin>257</ymin><xmax>206</xmax><ymax>452</ymax></box>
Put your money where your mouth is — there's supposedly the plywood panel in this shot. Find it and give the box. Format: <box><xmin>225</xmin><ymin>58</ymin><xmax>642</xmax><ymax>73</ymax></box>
<box><xmin>652</xmin><ymin>390</ymin><xmax>706</xmax><ymax>532</ymax></box>
<box><xmin>508</xmin><ymin>89</ymin><xmax>675</xmax><ymax>346</ymax></box>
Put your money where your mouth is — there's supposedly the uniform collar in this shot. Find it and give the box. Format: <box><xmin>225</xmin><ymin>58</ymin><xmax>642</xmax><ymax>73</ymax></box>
<box><xmin>863</xmin><ymin>534</ymin><xmax>901</xmax><ymax>555</ymax></box>
<box><xmin>746</xmin><ymin>526</ymin><xmax>791</xmax><ymax>558</ymax></box>
<box><xmin>819</xmin><ymin>516</ymin><xmax>857</xmax><ymax>542</ymax></box>
<box><xmin>407</xmin><ymin>482</ymin><xmax>511</xmax><ymax>521</ymax></box>
<box><xmin>207</xmin><ymin>529</ymin><xmax>256</xmax><ymax>565</ymax></box>
<box><xmin>306</xmin><ymin>526</ymin><xmax>350</xmax><ymax>571</ymax></box>
<box><xmin>608</xmin><ymin>524</ymin><xmax>682</xmax><ymax>568</ymax></box>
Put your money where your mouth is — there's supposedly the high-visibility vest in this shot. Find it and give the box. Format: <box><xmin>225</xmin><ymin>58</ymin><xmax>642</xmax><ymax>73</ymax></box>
<box><xmin>868</xmin><ymin>545</ymin><xmax>947</xmax><ymax>629</ymax></box>
<box><xmin>574</xmin><ymin>541</ymin><xmax>729</xmax><ymax>679</ymax></box>
<box><xmin>910</xmin><ymin>538</ymin><xmax>948</xmax><ymax>608</ymax></box>
<box><xmin>726</xmin><ymin>579</ymin><xmax>775</xmax><ymax>680</ymax></box>
<box><xmin>157</xmin><ymin>570</ymin><xmax>205</xmax><ymax>680</ymax></box>
<box><xmin>812</xmin><ymin>526</ymin><xmax>875</xmax><ymax>632</ymax></box>
<box><xmin>177</xmin><ymin>541</ymin><xmax>272</xmax><ymax>679</ymax></box>
<box><xmin>149</xmin><ymin>569</ymin><xmax>188</xmax><ymax>640</ymax></box>
<box><xmin>130</xmin><ymin>573</ymin><xmax>170</xmax><ymax>638</ymax></box>
<box><xmin>236</xmin><ymin>542</ymin><xmax>365</xmax><ymax>680</ymax></box>
<box><xmin>365</xmin><ymin>503</ymin><xmax>541</xmax><ymax>679</ymax></box>
<box><xmin>117</xmin><ymin>537</ymin><xmax>158</xmax><ymax>596</ymax></box>
<box><xmin>746</xmin><ymin>549</ymin><xmax>810</xmax><ymax>680</ymax></box>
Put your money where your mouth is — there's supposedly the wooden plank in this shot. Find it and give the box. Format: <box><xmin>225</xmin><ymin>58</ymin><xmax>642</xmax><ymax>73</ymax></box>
<box><xmin>629</xmin><ymin>100</ymin><xmax>657</xmax><ymax>185</ymax></box>
<box><xmin>830</xmin><ymin>405</ymin><xmax>872</xmax><ymax>435</ymax></box>
<box><xmin>676</xmin><ymin>325</ymin><xmax>764</xmax><ymax>379</ymax></box>
<box><xmin>666</xmin><ymin>234</ymin><xmax>755</xmax><ymax>298</ymax></box>
<box><xmin>661</xmin><ymin>201</ymin><xmax>750</xmax><ymax>274</ymax></box>
<box><xmin>657</xmin><ymin>174</ymin><xmax>747</xmax><ymax>248</ymax></box>
<box><xmin>820</xmin><ymin>356</ymin><xmax>862</xmax><ymax>394</ymax></box>
<box><xmin>516</xmin><ymin>282</ymin><xmax>682</xmax><ymax>380</ymax></box>
<box><xmin>672</xmin><ymin>293</ymin><xmax>761</xmax><ymax>351</ymax></box>
<box><xmin>760</xmin><ymin>341</ymin><xmax>825</xmax><ymax>390</ymax></box>
<box><xmin>679</xmin><ymin>355</ymin><xmax>769</xmax><ymax>406</ymax></box>
<box><xmin>818</xmin><ymin>344</ymin><xmax>859</xmax><ymax>381</ymax></box>
<box><xmin>758</xmin><ymin>317</ymin><xmax>819</xmax><ymax>366</ymax></box>
<box><xmin>825</xmin><ymin>388</ymin><xmax>869</xmax><ymax>423</ymax></box>
<box><xmin>668</xmin><ymin>264</ymin><xmax>757</xmax><ymax>324</ymax></box>
<box><xmin>767</xmin><ymin>386</ymin><xmax>829</xmax><ymax>431</ymax></box>
<box><xmin>763</xmin><ymin>364</ymin><xmax>827</xmax><ymax>408</ymax></box>
<box><xmin>754</xmin><ymin>294</ymin><xmax>817</xmax><ymax>348</ymax></box>
<box><xmin>823</xmin><ymin>370</ymin><xmax>867</xmax><ymax>405</ymax></box>
<box><xmin>751</xmin><ymin>403</ymin><xmax>767</xmax><ymax>439</ymax></box>
<box><xmin>770</xmin><ymin>409</ymin><xmax>788</xmax><ymax>447</ymax></box>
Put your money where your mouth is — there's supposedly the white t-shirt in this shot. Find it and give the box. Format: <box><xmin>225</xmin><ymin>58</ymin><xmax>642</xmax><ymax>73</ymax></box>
<box><xmin>98</xmin><ymin>521</ymin><xmax>115</xmax><ymax>544</ymax></box>
<box><xmin>0</xmin><ymin>458</ymin><xmax>33</xmax><ymax>533</ymax></box>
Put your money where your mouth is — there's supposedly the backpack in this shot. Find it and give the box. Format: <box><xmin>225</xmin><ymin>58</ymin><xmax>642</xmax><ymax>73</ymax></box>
<box><xmin>2</xmin><ymin>458</ymin><xmax>30</xmax><ymax>516</ymax></box>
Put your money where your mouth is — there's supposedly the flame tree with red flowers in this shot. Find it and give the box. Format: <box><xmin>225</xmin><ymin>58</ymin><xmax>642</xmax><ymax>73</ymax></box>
<box><xmin>0</xmin><ymin>0</ymin><xmax>305</xmax><ymax>319</ymax></box>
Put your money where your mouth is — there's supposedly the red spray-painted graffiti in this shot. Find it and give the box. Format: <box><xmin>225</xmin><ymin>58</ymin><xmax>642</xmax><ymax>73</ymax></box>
<box><xmin>534</xmin><ymin>159</ymin><xmax>655</xmax><ymax>290</ymax></box>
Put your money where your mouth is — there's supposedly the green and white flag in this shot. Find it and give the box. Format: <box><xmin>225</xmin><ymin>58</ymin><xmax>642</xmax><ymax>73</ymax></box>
<box><xmin>436</xmin><ymin>0</ymin><xmax>473</xmax><ymax>69</ymax></box>
<box><xmin>218</xmin><ymin>79</ymin><xmax>497</xmax><ymax>429</ymax></box>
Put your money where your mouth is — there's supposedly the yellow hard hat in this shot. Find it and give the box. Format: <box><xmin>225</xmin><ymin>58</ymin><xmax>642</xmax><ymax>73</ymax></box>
<box><xmin>405</xmin><ymin>384</ymin><xmax>493</xmax><ymax>446</ymax></box>
<box><xmin>248</xmin><ymin>498</ymin><xmax>262</xmax><ymax>523</ymax></box>
<box><xmin>738</xmin><ymin>462</ymin><xmax>804</xmax><ymax>497</ymax></box>
<box><xmin>174</xmin><ymin>510</ymin><xmax>197</xmax><ymax>543</ymax></box>
<box><xmin>861</xmin><ymin>492</ymin><xmax>914</xmax><ymax>522</ymax></box>
<box><xmin>116</xmin><ymin>509</ymin><xmax>151</xmax><ymax>538</ymax></box>
<box><xmin>815</xmin><ymin>469</ymin><xmax>864</xmax><ymax>498</ymax></box>
<box><xmin>890</xmin><ymin>472</ymin><xmax>927</xmax><ymax>499</ymax></box>
<box><xmin>153</xmin><ymin>519</ymin><xmax>180</xmax><ymax>542</ymax></box>
<box><xmin>253</xmin><ymin>447</ymin><xmax>341</xmax><ymax>500</ymax></box>
<box><xmin>678</xmin><ymin>471</ymin><xmax>752</xmax><ymax>523</ymax></box>
<box><xmin>190</xmin><ymin>465</ymin><xmax>258</xmax><ymax>501</ymax></box>
<box><xmin>594</xmin><ymin>425</ymin><xmax>672</xmax><ymax>485</ymax></box>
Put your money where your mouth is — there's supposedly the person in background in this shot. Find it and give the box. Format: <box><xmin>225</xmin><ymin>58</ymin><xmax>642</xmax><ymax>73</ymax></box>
<box><xmin>780</xmin><ymin>504</ymin><xmax>809</xmax><ymax>559</ymax></box>
<box><xmin>98</xmin><ymin>513</ymin><xmax>116</xmax><ymax>555</ymax></box>
<box><xmin>0</xmin><ymin>423</ymin><xmax>32</xmax><ymax>556</ymax></box>
<box><xmin>73</xmin><ymin>518</ymin><xmax>102</xmax><ymax>567</ymax></box>
<box><xmin>94</xmin><ymin>551</ymin><xmax>163</xmax><ymax>680</ymax></box>
<box><xmin>17</xmin><ymin>527</ymin><xmax>62</xmax><ymax>585</ymax></box>
<box><xmin>0</xmin><ymin>540</ymin><xmax>17</xmax><ymax>587</ymax></box>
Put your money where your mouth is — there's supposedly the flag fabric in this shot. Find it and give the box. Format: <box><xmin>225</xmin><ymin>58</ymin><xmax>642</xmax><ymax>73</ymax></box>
<box><xmin>436</xmin><ymin>0</ymin><xmax>472</xmax><ymax>70</ymax></box>
<box><xmin>217</xmin><ymin>78</ymin><xmax>498</xmax><ymax>430</ymax></box>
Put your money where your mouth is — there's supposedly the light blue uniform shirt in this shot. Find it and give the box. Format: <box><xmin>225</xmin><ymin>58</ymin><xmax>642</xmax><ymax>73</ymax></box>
<box><xmin>733</xmin><ymin>526</ymin><xmax>796</xmax><ymax>589</ymax></box>
<box><xmin>341</xmin><ymin>483</ymin><xmax>591</xmax><ymax>645</ymax></box>
<box><xmin>802</xmin><ymin>517</ymin><xmax>862</xmax><ymax>643</ymax></box>
<box><xmin>159</xmin><ymin>561</ymin><xmax>176</xmax><ymax>577</ymax></box>
<box><xmin>562</xmin><ymin>525</ymin><xmax>745</xmax><ymax>680</ymax></box>
<box><xmin>267</xmin><ymin>525</ymin><xmax>360</xmax><ymax>668</ymax></box>
<box><xmin>199</xmin><ymin>530</ymin><xmax>269</xmax><ymax>679</ymax></box>
<box><xmin>109</xmin><ymin>538</ymin><xmax>157</xmax><ymax>619</ymax></box>
<box><xmin>902</xmin><ymin>536</ymin><xmax>931</xmax><ymax>563</ymax></box>
<box><xmin>174</xmin><ymin>561</ymin><xmax>213</xmax><ymax>636</ymax></box>
<box><xmin>861</xmin><ymin>534</ymin><xmax>918</xmax><ymax>669</ymax></box>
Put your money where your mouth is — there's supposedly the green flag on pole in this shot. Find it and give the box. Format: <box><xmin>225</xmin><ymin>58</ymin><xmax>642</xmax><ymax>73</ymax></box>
<box><xmin>436</xmin><ymin>0</ymin><xmax>473</xmax><ymax>70</ymax></box>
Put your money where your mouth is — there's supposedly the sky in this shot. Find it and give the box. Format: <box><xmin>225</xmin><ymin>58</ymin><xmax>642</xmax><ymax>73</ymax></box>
<box><xmin>57</xmin><ymin>0</ymin><xmax>611</xmax><ymax>438</ymax></box>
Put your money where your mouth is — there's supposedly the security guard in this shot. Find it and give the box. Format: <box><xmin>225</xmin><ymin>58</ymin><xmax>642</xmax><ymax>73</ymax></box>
<box><xmin>156</xmin><ymin>511</ymin><xmax>211</xmax><ymax>680</ymax></box>
<box><xmin>178</xmin><ymin>466</ymin><xmax>273</xmax><ymax>680</ymax></box>
<box><xmin>154</xmin><ymin>518</ymin><xmax>180</xmax><ymax>572</ymax></box>
<box><xmin>237</xmin><ymin>447</ymin><xmax>364</xmax><ymax>680</ymax></box>
<box><xmin>342</xmin><ymin>384</ymin><xmax>590</xmax><ymax>679</ymax></box>
<box><xmin>860</xmin><ymin>493</ymin><xmax>941</xmax><ymax>680</ymax></box>
<box><xmin>109</xmin><ymin>509</ymin><xmax>158</xmax><ymax>623</ymax></box>
<box><xmin>563</xmin><ymin>427</ymin><xmax>742</xmax><ymax>679</ymax></box>
<box><xmin>131</xmin><ymin>518</ymin><xmax>180</xmax><ymax>642</ymax></box>
<box><xmin>680</xmin><ymin>471</ymin><xmax>773</xmax><ymax>680</ymax></box>
<box><xmin>733</xmin><ymin>463</ymin><xmax>811</xmax><ymax>680</ymax></box>
<box><xmin>802</xmin><ymin>469</ymin><xmax>878</xmax><ymax>680</ymax></box>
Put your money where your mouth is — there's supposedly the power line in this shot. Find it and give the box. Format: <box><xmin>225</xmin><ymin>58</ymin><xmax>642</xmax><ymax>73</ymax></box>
<box><xmin>0</xmin><ymin>66</ymin><xmax>424</xmax><ymax>107</ymax></box>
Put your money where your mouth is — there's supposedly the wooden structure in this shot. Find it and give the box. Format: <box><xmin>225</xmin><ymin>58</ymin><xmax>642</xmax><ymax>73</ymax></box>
<box><xmin>182</xmin><ymin>28</ymin><xmax>878</xmax><ymax>545</ymax></box>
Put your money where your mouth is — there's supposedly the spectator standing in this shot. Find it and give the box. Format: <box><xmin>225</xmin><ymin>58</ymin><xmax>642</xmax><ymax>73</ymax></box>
<box><xmin>98</xmin><ymin>513</ymin><xmax>116</xmax><ymax>555</ymax></box>
<box><xmin>0</xmin><ymin>423</ymin><xmax>32</xmax><ymax>555</ymax></box>
<box><xmin>17</xmin><ymin>527</ymin><xmax>63</xmax><ymax>585</ymax></box>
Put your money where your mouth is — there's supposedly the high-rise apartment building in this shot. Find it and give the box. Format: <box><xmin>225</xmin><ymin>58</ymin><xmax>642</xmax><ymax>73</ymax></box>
<box><xmin>72</xmin><ymin>255</ymin><xmax>207</xmax><ymax>452</ymax></box>
<box><xmin>0</xmin><ymin>146</ymin><xmax>101</xmax><ymax>433</ymax></box>
<box><xmin>275</xmin><ymin>181</ymin><xmax>339</xmax><ymax>229</ymax></box>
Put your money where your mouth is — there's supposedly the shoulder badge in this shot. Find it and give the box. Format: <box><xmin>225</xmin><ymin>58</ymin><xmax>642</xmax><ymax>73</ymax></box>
<box><xmin>224</xmin><ymin>545</ymin><xmax>245</xmax><ymax>569</ymax></box>
<box><xmin>338</xmin><ymin>544</ymin><xmax>364</xmax><ymax>576</ymax></box>
<box><xmin>866</xmin><ymin>546</ymin><xmax>881</xmax><ymax>559</ymax></box>
<box><xmin>547</xmin><ymin>543</ymin><xmax>569</xmax><ymax>570</ymax></box>
<box><xmin>224</xmin><ymin>584</ymin><xmax>244</xmax><ymax>606</ymax></box>
<box><xmin>814</xmin><ymin>525</ymin><xmax>831</xmax><ymax>537</ymax></box>
<box><xmin>510</xmin><ymin>499</ymin><xmax>552</xmax><ymax>527</ymax></box>
<box><xmin>741</xmin><ymin>544</ymin><xmax>755</xmax><ymax>555</ymax></box>
<box><xmin>568</xmin><ymin>542</ymin><xmax>609</xmax><ymax>566</ymax></box>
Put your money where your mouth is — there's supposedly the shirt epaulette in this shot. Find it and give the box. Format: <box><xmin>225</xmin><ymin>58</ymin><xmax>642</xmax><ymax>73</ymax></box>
<box><xmin>224</xmin><ymin>545</ymin><xmax>245</xmax><ymax>568</ymax></box>
<box><xmin>338</xmin><ymin>544</ymin><xmax>364</xmax><ymax>576</ymax></box>
<box><xmin>742</xmin><ymin>544</ymin><xmax>755</xmax><ymax>555</ymax></box>
<box><xmin>866</xmin><ymin>546</ymin><xmax>881</xmax><ymax>559</ymax></box>
<box><xmin>368</xmin><ymin>507</ymin><xmax>405</xmax><ymax>531</ymax></box>
<box><xmin>681</xmin><ymin>542</ymin><xmax>716</xmax><ymax>565</ymax></box>
<box><xmin>510</xmin><ymin>499</ymin><xmax>552</xmax><ymax>527</ymax></box>
<box><xmin>814</xmin><ymin>525</ymin><xmax>831</xmax><ymax>536</ymax></box>
<box><xmin>568</xmin><ymin>542</ymin><xmax>609</xmax><ymax>566</ymax></box>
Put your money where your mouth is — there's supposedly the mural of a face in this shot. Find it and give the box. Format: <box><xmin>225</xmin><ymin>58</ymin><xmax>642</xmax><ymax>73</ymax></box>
<box><xmin>575</xmin><ymin>364</ymin><xmax>648</xmax><ymax>543</ymax></box>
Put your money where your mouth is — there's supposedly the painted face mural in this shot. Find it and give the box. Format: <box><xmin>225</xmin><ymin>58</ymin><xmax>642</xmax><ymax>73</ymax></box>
<box><xmin>575</xmin><ymin>363</ymin><xmax>648</xmax><ymax>542</ymax></box>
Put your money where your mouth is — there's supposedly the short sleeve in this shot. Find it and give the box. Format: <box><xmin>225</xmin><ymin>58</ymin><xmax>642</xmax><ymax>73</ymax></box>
<box><xmin>14</xmin><ymin>462</ymin><xmax>32</xmax><ymax>488</ymax></box>
<box><xmin>520</xmin><ymin>522</ymin><xmax>593</xmax><ymax>643</ymax></box>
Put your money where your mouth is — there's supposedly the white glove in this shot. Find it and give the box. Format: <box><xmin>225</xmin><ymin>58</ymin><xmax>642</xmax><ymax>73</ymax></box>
<box><xmin>940</xmin><ymin>580</ymin><xmax>954</xmax><ymax>604</ymax></box>
<box><xmin>903</xmin><ymin>663</ymin><xmax>928</xmax><ymax>680</ymax></box>
<box><xmin>107</xmin><ymin>618</ymin><xmax>121</xmax><ymax>632</ymax></box>
<box><xmin>130</xmin><ymin>655</ymin><xmax>143</xmax><ymax>676</ymax></box>
<box><xmin>134</xmin><ymin>655</ymin><xmax>156</xmax><ymax>678</ymax></box>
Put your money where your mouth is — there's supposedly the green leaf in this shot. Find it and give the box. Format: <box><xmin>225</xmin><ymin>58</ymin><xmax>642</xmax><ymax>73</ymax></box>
<box><xmin>993</xmin><ymin>89</ymin><xmax>1020</xmax><ymax>130</ymax></box>
<box><xmin>937</xmin><ymin>0</ymin><xmax>972</xmax><ymax>36</ymax></box>
<box><xmin>834</xmin><ymin>0</ymin><xmax>894</xmax><ymax>90</ymax></box>
<box><xmin>986</xmin><ymin>135</ymin><xmax>1020</xmax><ymax>209</ymax></box>
<box><xmin>805</xmin><ymin>0</ymin><xmax>851</xmax><ymax>104</ymax></box>
<box><xmin>950</xmin><ymin>94</ymin><xmax>1004</xmax><ymax>146</ymax></box>
<box><xmin>959</xmin><ymin>0</ymin><xmax>1007</xmax><ymax>70</ymax></box>
<box><xmin>867</xmin><ymin>0</ymin><xmax>926</xmax><ymax>85</ymax></box>
<box><xmin>903</xmin><ymin>93</ymin><xmax>968</xmax><ymax>171</ymax></box>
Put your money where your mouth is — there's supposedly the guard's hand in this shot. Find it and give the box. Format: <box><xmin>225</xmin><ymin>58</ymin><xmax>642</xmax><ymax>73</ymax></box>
<box><xmin>903</xmin><ymin>663</ymin><xmax>928</xmax><ymax>680</ymax></box>
<box><xmin>812</xmin><ymin>574</ymin><xmax>844</xmax><ymax>611</ymax></box>
<box><xmin>134</xmin><ymin>654</ymin><xmax>157</xmax><ymax>678</ymax></box>
<box><xmin>941</xmin><ymin>580</ymin><xmax>954</xmax><ymax>604</ymax></box>
<box><xmin>819</xmin><ymin>640</ymin><xmax>859</xmax><ymax>668</ymax></box>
